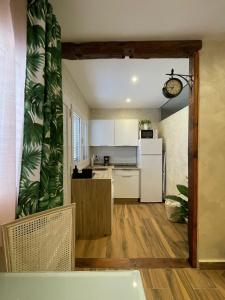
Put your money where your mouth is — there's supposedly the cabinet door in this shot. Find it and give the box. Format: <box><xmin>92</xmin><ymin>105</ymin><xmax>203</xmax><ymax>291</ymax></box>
<box><xmin>113</xmin><ymin>170</ymin><xmax>140</xmax><ymax>198</ymax></box>
<box><xmin>90</xmin><ymin>120</ymin><xmax>115</xmax><ymax>146</ymax></box>
<box><xmin>115</xmin><ymin>119</ymin><xmax>139</xmax><ymax>146</ymax></box>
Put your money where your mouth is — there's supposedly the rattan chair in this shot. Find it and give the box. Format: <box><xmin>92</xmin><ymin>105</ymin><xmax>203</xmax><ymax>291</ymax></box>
<box><xmin>1</xmin><ymin>204</ymin><xmax>75</xmax><ymax>272</ymax></box>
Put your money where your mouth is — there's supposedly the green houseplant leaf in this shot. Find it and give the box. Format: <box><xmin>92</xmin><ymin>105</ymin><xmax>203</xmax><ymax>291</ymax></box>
<box><xmin>177</xmin><ymin>184</ymin><xmax>188</xmax><ymax>197</ymax></box>
<box><xmin>165</xmin><ymin>185</ymin><xmax>189</xmax><ymax>222</ymax></box>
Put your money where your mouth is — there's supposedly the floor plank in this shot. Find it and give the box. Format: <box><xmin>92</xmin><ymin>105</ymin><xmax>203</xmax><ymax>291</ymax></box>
<box><xmin>141</xmin><ymin>268</ymin><xmax>225</xmax><ymax>300</ymax></box>
<box><xmin>76</xmin><ymin>203</ymin><xmax>188</xmax><ymax>259</ymax></box>
<box><xmin>194</xmin><ymin>289</ymin><xmax>225</xmax><ymax>300</ymax></box>
<box><xmin>205</xmin><ymin>270</ymin><xmax>225</xmax><ymax>298</ymax></box>
<box><xmin>144</xmin><ymin>288</ymin><xmax>174</xmax><ymax>300</ymax></box>
<box><xmin>177</xmin><ymin>268</ymin><xmax>216</xmax><ymax>289</ymax></box>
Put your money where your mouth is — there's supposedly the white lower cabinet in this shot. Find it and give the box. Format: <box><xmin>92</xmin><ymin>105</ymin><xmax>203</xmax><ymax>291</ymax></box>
<box><xmin>113</xmin><ymin>169</ymin><xmax>140</xmax><ymax>198</ymax></box>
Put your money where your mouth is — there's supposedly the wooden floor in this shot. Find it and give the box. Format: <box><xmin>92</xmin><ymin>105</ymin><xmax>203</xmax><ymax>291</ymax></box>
<box><xmin>141</xmin><ymin>268</ymin><xmax>225</xmax><ymax>300</ymax></box>
<box><xmin>76</xmin><ymin>203</ymin><xmax>188</xmax><ymax>259</ymax></box>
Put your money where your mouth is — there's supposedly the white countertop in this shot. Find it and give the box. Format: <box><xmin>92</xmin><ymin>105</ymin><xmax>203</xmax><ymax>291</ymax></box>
<box><xmin>92</xmin><ymin>165</ymin><xmax>140</xmax><ymax>180</ymax></box>
<box><xmin>93</xmin><ymin>164</ymin><xmax>140</xmax><ymax>170</ymax></box>
<box><xmin>0</xmin><ymin>271</ymin><xmax>146</xmax><ymax>300</ymax></box>
<box><xmin>113</xmin><ymin>166</ymin><xmax>140</xmax><ymax>170</ymax></box>
<box><xmin>92</xmin><ymin>168</ymin><xmax>112</xmax><ymax>179</ymax></box>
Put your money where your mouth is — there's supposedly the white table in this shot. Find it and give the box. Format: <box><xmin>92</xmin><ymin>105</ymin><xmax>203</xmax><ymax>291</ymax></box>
<box><xmin>0</xmin><ymin>271</ymin><xmax>146</xmax><ymax>300</ymax></box>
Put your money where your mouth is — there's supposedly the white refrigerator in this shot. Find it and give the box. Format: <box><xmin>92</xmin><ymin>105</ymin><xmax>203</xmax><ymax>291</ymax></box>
<box><xmin>139</xmin><ymin>139</ymin><xmax>162</xmax><ymax>203</ymax></box>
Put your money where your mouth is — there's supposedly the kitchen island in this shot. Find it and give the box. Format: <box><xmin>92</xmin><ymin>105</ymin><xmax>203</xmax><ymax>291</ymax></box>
<box><xmin>71</xmin><ymin>168</ymin><xmax>113</xmax><ymax>239</ymax></box>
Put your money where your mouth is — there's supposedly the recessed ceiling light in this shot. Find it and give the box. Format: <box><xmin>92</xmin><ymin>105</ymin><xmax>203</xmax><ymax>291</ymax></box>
<box><xmin>131</xmin><ymin>76</ymin><xmax>139</xmax><ymax>84</ymax></box>
<box><xmin>126</xmin><ymin>98</ymin><xmax>131</xmax><ymax>103</ymax></box>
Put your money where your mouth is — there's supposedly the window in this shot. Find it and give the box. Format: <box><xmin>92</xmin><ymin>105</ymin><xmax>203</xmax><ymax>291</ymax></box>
<box><xmin>72</xmin><ymin>113</ymin><xmax>81</xmax><ymax>162</ymax></box>
<box><xmin>72</xmin><ymin>113</ymin><xmax>88</xmax><ymax>163</ymax></box>
<box><xmin>81</xmin><ymin>120</ymin><xmax>88</xmax><ymax>161</ymax></box>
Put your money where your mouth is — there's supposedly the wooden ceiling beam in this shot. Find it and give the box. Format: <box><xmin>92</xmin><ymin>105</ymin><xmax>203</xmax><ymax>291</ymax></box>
<box><xmin>62</xmin><ymin>40</ymin><xmax>202</xmax><ymax>60</ymax></box>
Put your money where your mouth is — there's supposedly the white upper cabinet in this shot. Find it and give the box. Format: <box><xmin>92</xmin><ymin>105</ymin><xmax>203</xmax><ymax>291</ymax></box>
<box><xmin>90</xmin><ymin>120</ymin><xmax>115</xmax><ymax>146</ymax></box>
<box><xmin>114</xmin><ymin>119</ymin><xmax>139</xmax><ymax>146</ymax></box>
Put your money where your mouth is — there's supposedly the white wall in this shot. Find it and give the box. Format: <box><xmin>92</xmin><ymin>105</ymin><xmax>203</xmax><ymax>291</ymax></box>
<box><xmin>11</xmin><ymin>0</ymin><xmax>27</xmax><ymax>191</ymax></box>
<box><xmin>0</xmin><ymin>0</ymin><xmax>26</xmax><ymax>247</ymax></box>
<box><xmin>90</xmin><ymin>108</ymin><xmax>161</xmax><ymax>129</ymax></box>
<box><xmin>159</xmin><ymin>107</ymin><xmax>189</xmax><ymax>196</ymax></box>
<box><xmin>62</xmin><ymin>61</ymin><xmax>90</xmax><ymax>204</ymax></box>
<box><xmin>62</xmin><ymin>61</ymin><xmax>90</xmax><ymax>120</ymax></box>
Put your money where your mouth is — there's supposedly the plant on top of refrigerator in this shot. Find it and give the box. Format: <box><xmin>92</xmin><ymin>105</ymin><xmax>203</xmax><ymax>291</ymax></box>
<box><xmin>139</xmin><ymin>119</ymin><xmax>151</xmax><ymax>130</ymax></box>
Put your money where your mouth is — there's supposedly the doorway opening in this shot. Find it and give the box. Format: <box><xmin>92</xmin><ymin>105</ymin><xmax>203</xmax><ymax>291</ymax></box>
<box><xmin>62</xmin><ymin>41</ymin><xmax>201</xmax><ymax>268</ymax></box>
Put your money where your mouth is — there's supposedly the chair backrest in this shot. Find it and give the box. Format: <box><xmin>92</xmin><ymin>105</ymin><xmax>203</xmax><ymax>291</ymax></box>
<box><xmin>2</xmin><ymin>204</ymin><xmax>75</xmax><ymax>272</ymax></box>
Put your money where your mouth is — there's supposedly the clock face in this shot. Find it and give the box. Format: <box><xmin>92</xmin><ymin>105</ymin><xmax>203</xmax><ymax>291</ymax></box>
<box><xmin>165</xmin><ymin>78</ymin><xmax>183</xmax><ymax>96</ymax></box>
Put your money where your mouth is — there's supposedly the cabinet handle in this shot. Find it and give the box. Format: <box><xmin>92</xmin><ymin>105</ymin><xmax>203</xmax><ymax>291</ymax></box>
<box><xmin>121</xmin><ymin>175</ymin><xmax>133</xmax><ymax>177</ymax></box>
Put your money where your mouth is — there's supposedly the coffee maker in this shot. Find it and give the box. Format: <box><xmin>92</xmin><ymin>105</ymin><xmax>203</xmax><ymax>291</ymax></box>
<box><xmin>104</xmin><ymin>156</ymin><xmax>110</xmax><ymax>166</ymax></box>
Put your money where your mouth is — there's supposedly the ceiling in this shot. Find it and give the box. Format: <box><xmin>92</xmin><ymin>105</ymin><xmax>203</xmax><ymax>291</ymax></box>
<box><xmin>63</xmin><ymin>58</ymin><xmax>189</xmax><ymax>109</ymax></box>
<box><xmin>51</xmin><ymin>0</ymin><xmax>223</xmax><ymax>109</ymax></box>
<box><xmin>50</xmin><ymin>0</ymin><xmax>225</xmax><ymax>42</ymax></box>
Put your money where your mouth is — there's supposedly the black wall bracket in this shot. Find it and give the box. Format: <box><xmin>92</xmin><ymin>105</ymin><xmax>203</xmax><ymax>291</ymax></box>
<box><xmin>166</xmin><ymin>68</ymin><xmax>193</xmax><ymax>88</ymax></box>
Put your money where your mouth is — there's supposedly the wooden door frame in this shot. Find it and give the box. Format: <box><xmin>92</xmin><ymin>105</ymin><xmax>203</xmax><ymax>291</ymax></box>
<box><xmin>188</xmin><ymin>52</ymin><xmax>200</xmax><ymax>267</ymax></box>
<box><xmin>62</xmin><ymin>41</ymin><xmax>202</xmax><ymax>268</ymax></box>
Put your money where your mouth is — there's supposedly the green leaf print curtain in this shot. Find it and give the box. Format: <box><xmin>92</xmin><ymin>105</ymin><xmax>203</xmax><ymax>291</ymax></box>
<box><xmin>17</xmin><ymin>0</ymin><xmax>63</xmax><ymax>217</ymax></box>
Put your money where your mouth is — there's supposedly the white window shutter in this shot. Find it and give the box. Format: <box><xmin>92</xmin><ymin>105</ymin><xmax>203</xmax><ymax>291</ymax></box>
<box><xmin>72</xmin><ymin>113</ymin><xmax>81</xmax><ymax>162</ymax></box>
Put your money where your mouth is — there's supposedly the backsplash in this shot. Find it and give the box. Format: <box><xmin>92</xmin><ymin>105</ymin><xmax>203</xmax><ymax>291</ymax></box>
<box><xmin>90</xmin><ymin>146</ymin><xmax>137</xmax><ymax>165</ymax></box>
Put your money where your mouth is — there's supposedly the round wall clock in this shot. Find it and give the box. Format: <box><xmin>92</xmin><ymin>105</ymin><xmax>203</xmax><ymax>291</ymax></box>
<box><xmin>162</xmin><ymin>78</ymin><xmax>183</xmax><ymax>98</ymax></box>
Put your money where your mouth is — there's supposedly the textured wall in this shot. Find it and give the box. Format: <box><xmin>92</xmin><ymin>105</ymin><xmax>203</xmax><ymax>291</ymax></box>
<box><xmin>198</xmin><ymin>40</ymin><xmax>225</xmax><ymax>261</ymax></box>
<box><xmin>159</xmin><ymin>107</ymin><xmax>189</xmax><ymax>196</ymax></box>
<box><xmin>90</xmin><ymin>108</ymin><xmax>161</xmax><ymax>129</ymax></box>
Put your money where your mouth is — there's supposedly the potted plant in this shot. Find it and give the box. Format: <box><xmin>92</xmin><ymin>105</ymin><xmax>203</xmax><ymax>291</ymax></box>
<box><xmin>165</xmin><ymin>184</ymin><xmax>188</xmax><ymax>223</ymax></box>
<box><xmin>139</xmin><ymin>119</ymin><xmax>151</xmax><ymax>130</ymax></box>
